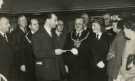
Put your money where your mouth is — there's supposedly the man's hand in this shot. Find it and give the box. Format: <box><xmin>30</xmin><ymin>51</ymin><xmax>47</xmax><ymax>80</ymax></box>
<box><xmin>0</xmin><ymin>73</ymin><xmax>7</xmax><ymax>81</ymax></box>
<box><xmin>55</xmin><ymin>49</ymin><xmax>63</xmax><ymax>55</ymax></box>
<box><xmin>20</xmin><ymin>65</ymin><xmax>26</xmax><ymax>72</ymax></box>
<box><xmin>97</xmin><ymin>61</ymin><xmax>105</xmax><ymax>68</ymax></box>
<box><xmin>71</xmin><ymin>48</ymin><xmax>78</xmax><ymax>55</ymax></box>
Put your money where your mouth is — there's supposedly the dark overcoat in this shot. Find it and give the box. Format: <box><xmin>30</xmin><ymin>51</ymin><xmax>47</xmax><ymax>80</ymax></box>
<box><xmin>90</xmin><ymin>32</ymin><xmax>110</xmax><ymax>81</ymax></box>
<box><xmin>0</xmin><ymin>34</ymin><xmax>14</xmax><ymax>80</ymax></box>
<box><xmin>32</xmin><ymin>28</ymin><xmax>61</xmax><ymax>81</ymax></box>
<box><xmin>63</xmin><ymin>30</ymin><xmax>93</xmax><ymax>81</ymax></box>
<box><xmin>10</xmin><ymin>27</ymin><xmax>33</xmax><ymax>81</ymax></box>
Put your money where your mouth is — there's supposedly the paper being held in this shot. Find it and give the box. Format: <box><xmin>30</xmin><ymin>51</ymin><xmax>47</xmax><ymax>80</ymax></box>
<box><xmin>55</xmin><ymin>48</ymin><xmax>78</xmax><ymax>55</ymax></box>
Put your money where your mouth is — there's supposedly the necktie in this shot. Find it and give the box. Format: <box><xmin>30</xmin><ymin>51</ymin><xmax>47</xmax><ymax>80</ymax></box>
<box><xmin>96</xmin><ymin>33</ymin><xmax>100</xmax><ymax>40</ymax></box>
<box><xmin>4</xmin><ymin>34</ymin><xmax>8</xmax><ymax>42</ymax></box>
<box><xmin>76</xmin><ymin>33</ymin><xmax>80</xmax><ymax>38</ymax></box>
<box><xmin>96</xmin><ymin>33</ymin><xmax>98</xmax><ymax>39</ymax></box>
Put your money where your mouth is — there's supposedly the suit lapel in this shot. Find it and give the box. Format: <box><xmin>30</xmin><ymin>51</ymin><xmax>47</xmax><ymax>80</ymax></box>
<box><xmin>43</xmin><ymin>28</ymin><xmax>52</xmax><ymax>39</ymax></box>
<box><xmin>0</xmin><ymin>34</ymin><xmax>9</xmax><ymax>45</ymax></box>
<box><xmin>42</xmin><ymin>28</ymin><xmax>54</xmax><ymax>45</ymax></box>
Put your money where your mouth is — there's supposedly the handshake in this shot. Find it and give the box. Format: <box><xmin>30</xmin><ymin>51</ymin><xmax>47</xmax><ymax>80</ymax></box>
<box><xmin>55</xmin><ymin>48</ymin><xmax>78</xmax><ymax>55</ymax></box>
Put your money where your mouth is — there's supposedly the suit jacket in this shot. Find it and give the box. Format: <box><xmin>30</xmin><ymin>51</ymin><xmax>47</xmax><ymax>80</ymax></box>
<box><xmin>0</xmin><ymin>33</ymin><xmax>13</xmax><ymax>79</ymax></box>
<box><xmin>25</xmin><ymin>31</ymin><xmax>36</xmax><ymax>66</ymax></box>
<box><xmin>32</xmin><ymin>28</ymin><xmax>61</xmax><ymax>80</ymax></box>
<box><xmin>89</xmin><ymin>32</ymin><xmax>110</xmax><ymax>80</ymax></box>
<box><xmin>105</xmin><ymin>28</ymin><xmax>116</xmax><ymax>43</ymax></box>
<box><xmin>63</xmin><ymin>30</ymin><xmax>93</xmax><ymax>81</ymax></box>
<box><xmin>10</xmin><ymin>27</ymin><xmax>33</xmax><ymax>81</ymax></box>
<box><xmin>53</xmin><ymin>31</ymin><xmax>66</xmax><ymax>49</ymax></box>
<box><xmin>23</xmin><ymin>31</ymin><xmax>36</xmax><ymax>81</ymax></box>
<box><xmin>63</xmin><ymin>30</ymin><xmax>92</xmax><ymax>70</ymax></box>
<box><xmin>10</xmin><ymin>27</ymin><xmax>29</xmax><ymax>68</ymax></box>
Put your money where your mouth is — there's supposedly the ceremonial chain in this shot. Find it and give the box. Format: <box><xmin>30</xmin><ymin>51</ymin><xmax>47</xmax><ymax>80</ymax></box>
<box><xmin>71</xmin><ymin>31</ymin><xmax>89</xmax><ymax>48</ymax></box>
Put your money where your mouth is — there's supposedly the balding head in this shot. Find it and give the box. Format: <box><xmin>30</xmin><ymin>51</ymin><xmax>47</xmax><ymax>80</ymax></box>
<box><xmin>18</xmin><ymin>15</ymin><xmax>27</xmax><ymax>28</ymax></box>
<box><xmin>44</xmin><ymin>13</ymin><xmax>58</xmax><ymax>29</ymax></box>
<box><xmin>50</xmin><ymin>13</ymin><xmax>58</xmax><ymax>28</ymax></box>
<box><xmin>81</xmin><ymin>13</ymin><xmax>89</xmax><ymax>24</ymax></box>
<box><xmin>75</xmin><ymin>18</ymin><xmax>84</xmax><ymax>32</ymax></box>
<box><xmin>103</xmin><ymin>13</ymin><xmax>111</xmax><ymax>20</ymax></box>
<box><xmin>0</xmin><ymin>17</ymin><xmax>10</xmax><ymax>33</ymax></box>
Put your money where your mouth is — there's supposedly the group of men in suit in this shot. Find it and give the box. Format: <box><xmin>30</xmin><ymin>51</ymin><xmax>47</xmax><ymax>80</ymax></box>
<box><xmin>0</xmin><ymin>16</ymin><xmax>13</xmax><ymax>81</ymax></box>
<box><xmin>0</xmin><ymin>15</ymin><xmax>40</xmax><ymax>81</ymax></box>
<box><xmin>0</xmin><ymin>13</ymin><xmax>118</xmax><ymax>81</ymax></box>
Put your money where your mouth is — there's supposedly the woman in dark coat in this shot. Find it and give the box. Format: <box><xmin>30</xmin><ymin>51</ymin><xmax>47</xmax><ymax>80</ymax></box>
<box><xmin>90</xmin><ymin>17</ymin><xmax>111</xmax><ymax>81</ymax></box>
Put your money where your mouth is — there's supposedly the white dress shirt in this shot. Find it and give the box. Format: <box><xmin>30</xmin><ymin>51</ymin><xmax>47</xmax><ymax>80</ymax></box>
<box><xmin>44</xmin><ymin>26</ymin><xmax>52</xmax><ymax>37</ymax></box>
<box><xmin>96</xmin><ymin>32</ymin><xmax>102</xmax><ymax>40</ymax></box>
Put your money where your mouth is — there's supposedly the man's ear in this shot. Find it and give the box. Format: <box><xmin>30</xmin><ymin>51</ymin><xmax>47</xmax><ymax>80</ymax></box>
<box><xmin>45</xmin><ymin>19</ymin><xmax>51</xmax><ymax>25</ymax></box>
<box><xmin>28</xmin><ymin>25</ymin><xmax>31</xmax><ymax>28</ymax></box>
<box><xmin>83</xmin><ymin>24</ymin><xmax>85</xmax><ymax>28</ymax></box>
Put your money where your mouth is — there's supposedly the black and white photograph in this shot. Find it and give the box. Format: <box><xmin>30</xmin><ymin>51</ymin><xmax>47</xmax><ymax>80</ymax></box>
<box><xmin>0</xmin><ymin>0</ymin><xmax>135</xmax><ymax>81</ymax></box>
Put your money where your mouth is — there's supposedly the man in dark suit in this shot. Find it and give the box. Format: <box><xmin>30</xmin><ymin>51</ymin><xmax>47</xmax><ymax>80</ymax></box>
<box><xmin>0</xmin><ymin>17</ymin><xmax>14</xmax><ymax>81</ymax></box>
<box><xmin>57</xmin><ymin>18</ymin><xmax>92</xmax><ymax>81</ymax></box>
<box><xmin>32</xmin><ymin>13</ymin><xmax>63</xmax><ymax>81</ymax></box>
<box><xmin>10</xmin><ymin>15</ymin><xmax>31</xmax><ymax>81</ymax></box>
<box><xmin>24</xmin><ymin>18</ymin><xmax>40</xmax><ymax>81</ymax></box>
<box><xmin>27</xmin><ymin>18</ymin><xmax>40</xmax><ymax>43</ymax></box>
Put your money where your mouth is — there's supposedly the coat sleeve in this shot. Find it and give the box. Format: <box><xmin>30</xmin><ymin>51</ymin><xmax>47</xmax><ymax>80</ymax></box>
<box><xmin>32</xmin><ymin>35</ymin><xmax>55</xmax><ymax>59</ymax></box>
<box><xmin>62</xmin><ymin>33</ymin><xmax>74</xmax><ymax>65</ymax></box>
<box><xmin>10</xmin><ymin>32</ymin><xmax>27</xmax><ymax>66</ymax></box>
<box><xmin>107</xmin><ymin>38</ymin><xmax>117</xmax><ymax>61</ymax></box>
